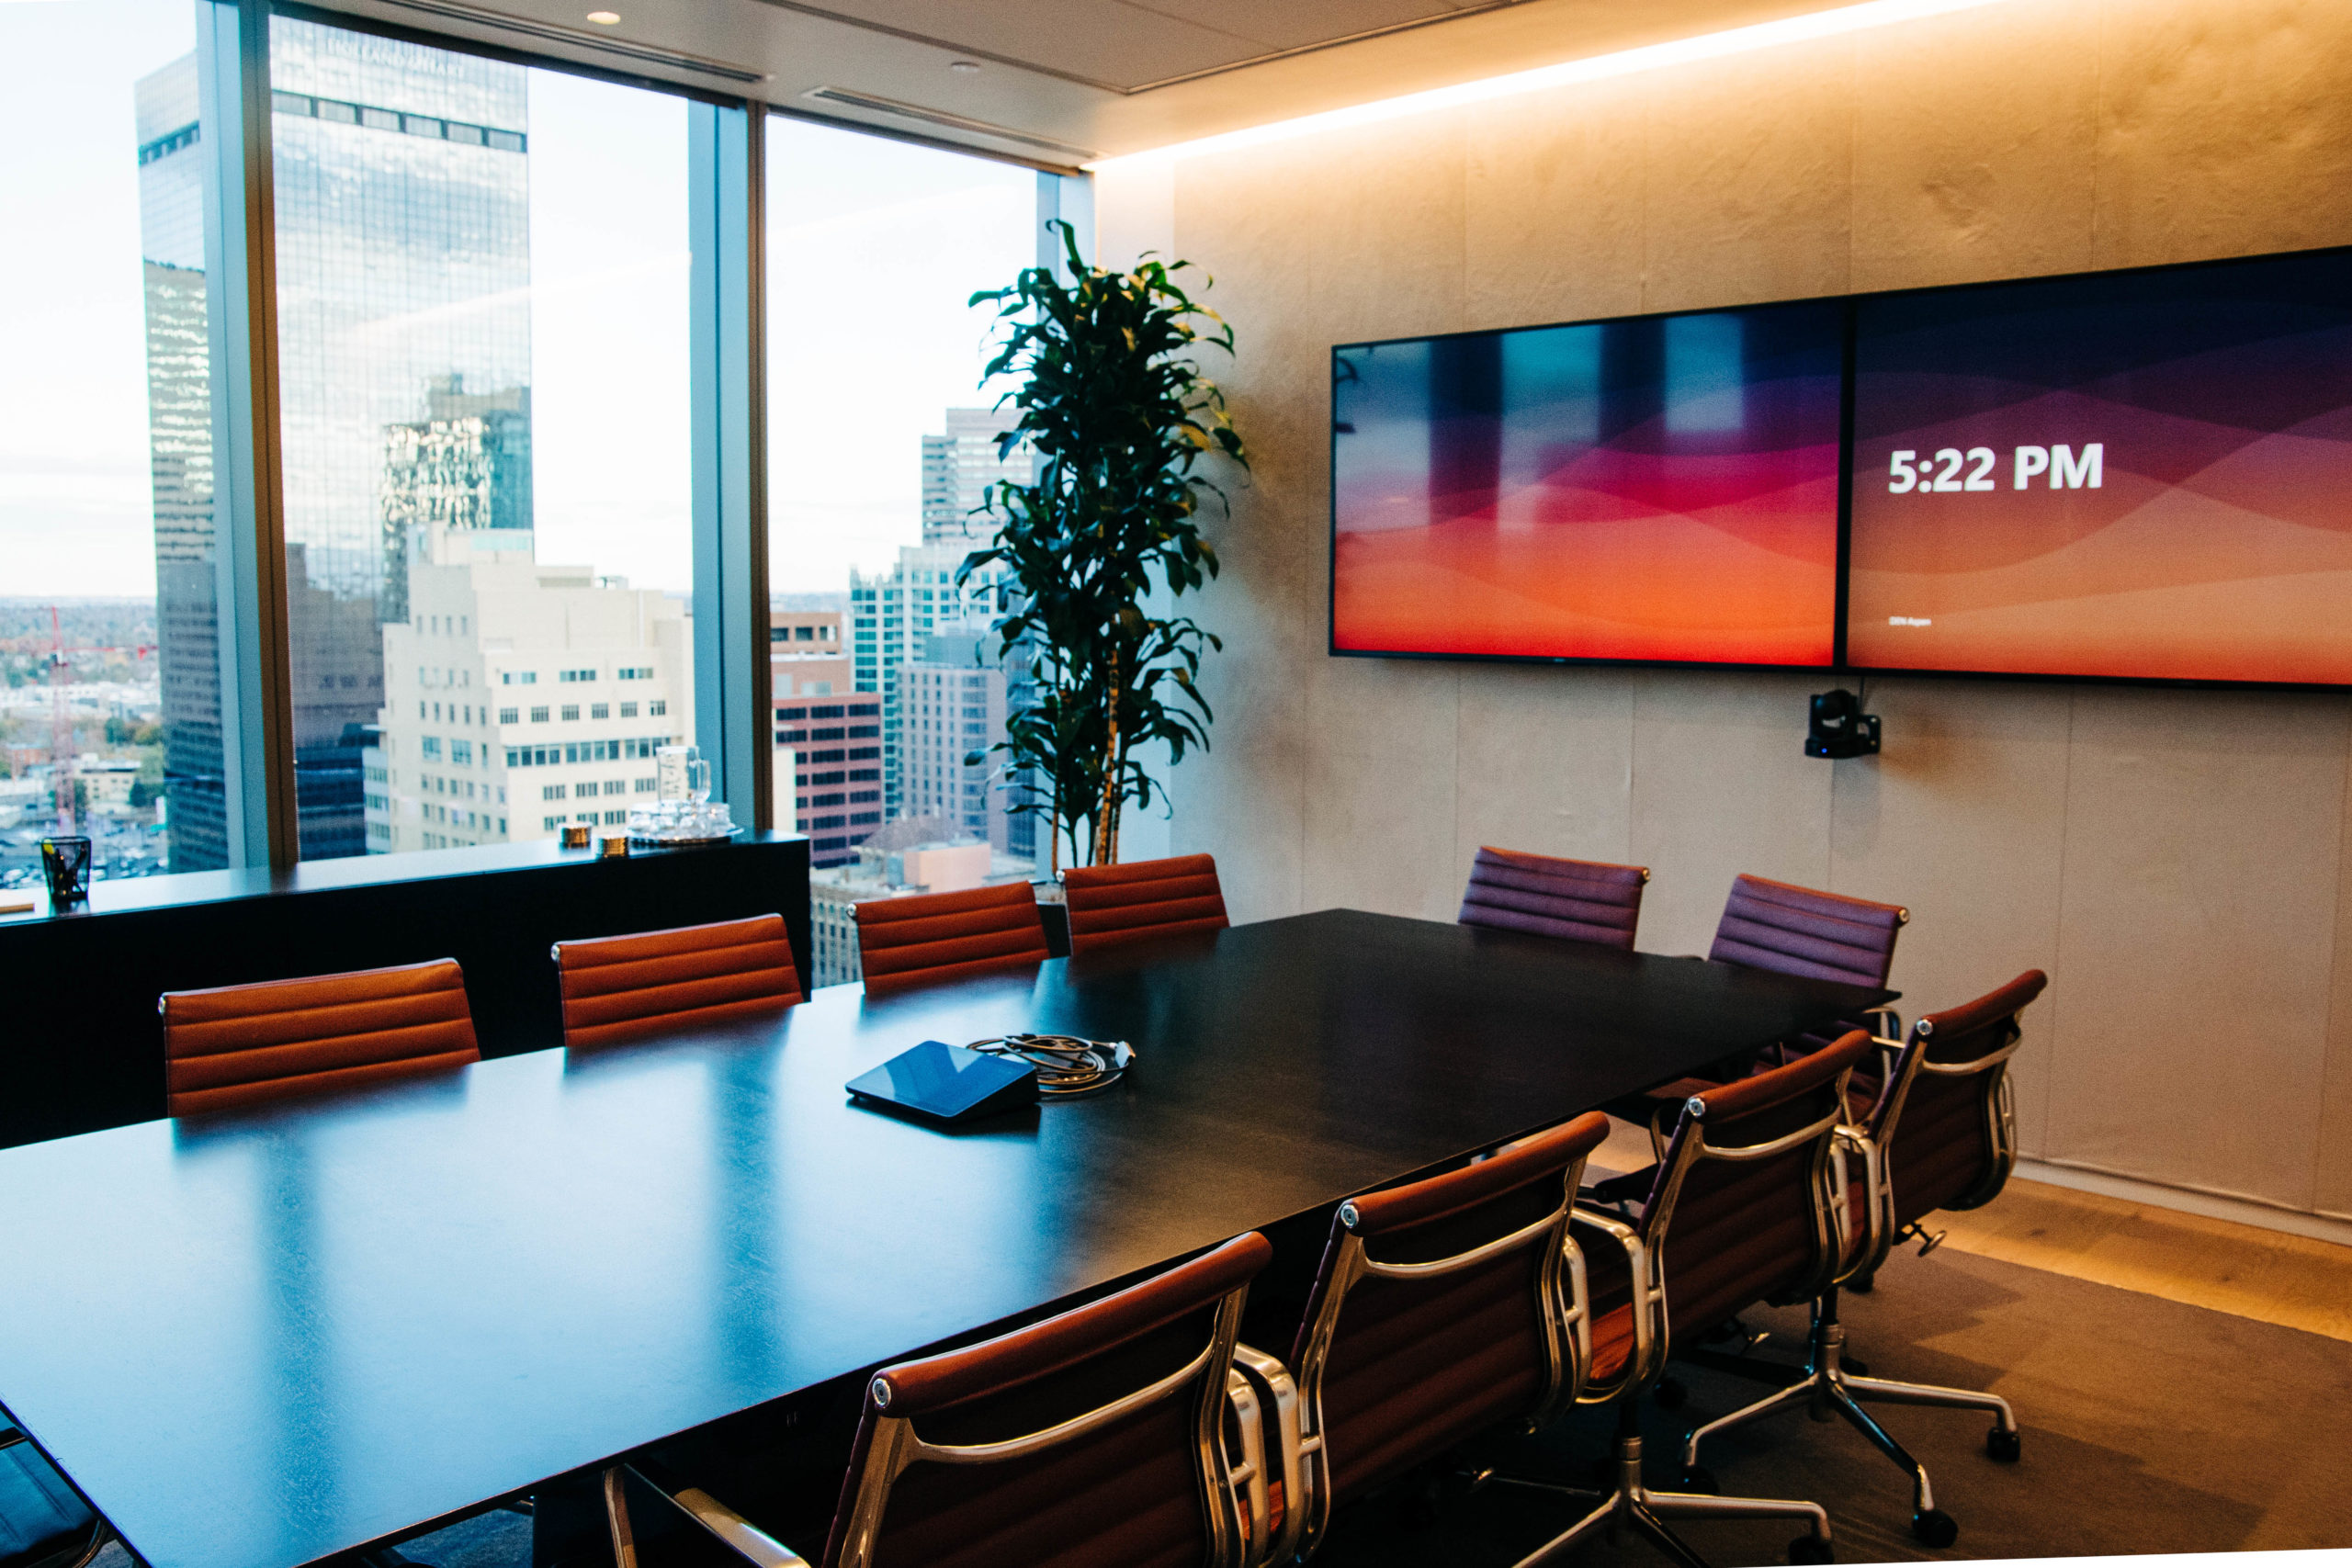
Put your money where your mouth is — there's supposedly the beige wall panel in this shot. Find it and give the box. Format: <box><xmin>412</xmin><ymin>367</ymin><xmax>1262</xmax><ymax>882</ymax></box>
<box><xmin>1638</xmin><ymin>39</ymin><xmax>1855</xmax><ymax>313</ymax></box>
<box><xmin>2314</xmin><ymin>750</ymin><xmax>2352</xmax><ymax>1219</ymax></box>
<box><xmin>1095</xmin><ymin>155</ymin><xmax>1175</xmax><ymax>272</ymax></box>
<box><xmin>1161</xmin><ymin>147</ymin><xmax>1343</xmax><ymax>924</ymax></box>
<box><xmin>2048</xmin><ymin>688</ymin><xmax>2347</xmax><ymax>1207</ymax></box>
<box><xmin>1453</xmin><ymin>667</ymin><xmax>1637</xmax><ymax>906</ymax></box>
<box><xmin>1462</xmin><ymin>78</ymin><xmax>1647</xmax><ymax>331</ymax></box>
<box><xmin>1827</xmin><ymin>679</ymin><xmax>2073</xmax><ymax>1155</ymax></box>
<box><xmin>2092</xmin><ymin>0</ymin><xmax>2352</xmax><ymax>267</ymax></box>
<box><xmin>1849</xmin><ymin>0</ymin><xmax>2099</xmax><ymax>293</ymax></box>
<box><xmin>1628</xmin><ymin>671</ymin><xmax>1832</xmax><ymax>959</ymax></box>
<box><xmin>1302</xmin><ymin>655</ymin><xmax>1463</xmax><ymax>920</ymax></box>
<box><xmin>1216</xmin><ymin>113</ymin><xmax>1472</xmax><ymax>348</ymax></box>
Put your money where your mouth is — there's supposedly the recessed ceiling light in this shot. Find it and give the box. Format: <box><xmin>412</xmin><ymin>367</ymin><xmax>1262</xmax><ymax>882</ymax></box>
<box><xmin>948</xmin><ymin>60</ymin><xmax>981</xmax><ymax>73</ymax></box>
<box><xmin>585</xmin><ymin>10</ymin><xmax>621</xmax><ymax>24</ymax></box>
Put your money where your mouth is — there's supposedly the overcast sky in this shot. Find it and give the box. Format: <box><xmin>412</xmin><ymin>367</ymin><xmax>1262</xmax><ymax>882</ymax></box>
<box><xmin>0</xmin><ymin>0</ymin><xmax>1035</xmax><ymax>601</ymax></box>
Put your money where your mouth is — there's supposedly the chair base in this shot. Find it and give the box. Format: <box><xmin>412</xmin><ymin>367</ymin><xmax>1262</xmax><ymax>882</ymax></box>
<box><xmin>1486</xmin><ymin>1404</ymin><xmax>1833</xmax><ymax>1568</ymax></box>
<box><xmin>1679</xmin><ymin>1288</ymin><xmax>2018</xmax><ymax>1538</ymax></box>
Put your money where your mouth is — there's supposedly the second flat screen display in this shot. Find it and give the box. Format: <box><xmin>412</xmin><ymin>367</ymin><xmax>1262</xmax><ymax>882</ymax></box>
<box><xmin>1333</xmin><ymin>300</ymin><xmax>1845</xmax><ymax>667</ymax></box>
<box><xmin>1848</xmin><ymin>250</ymin><xmax>2352</xmax><ymax>684</ymax></box>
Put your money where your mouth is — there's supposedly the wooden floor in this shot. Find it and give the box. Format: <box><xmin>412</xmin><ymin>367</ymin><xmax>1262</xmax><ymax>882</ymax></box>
<box><xmin>1934</xmin><ymin>1178</ymin><xmax>2352</xmax><ymax>1344</ymax></box>
<box><xmin>1593</xmin><ymin>1118</ymin><xmax>2352</xmax><ymax>1343</ymax></box>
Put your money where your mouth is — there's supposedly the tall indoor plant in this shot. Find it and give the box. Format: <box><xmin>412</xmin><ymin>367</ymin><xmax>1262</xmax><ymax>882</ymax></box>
<box><xmin>958</xmin><ymin>220</ymin><xmax>1247</xmax><ymax>874</ymax></box>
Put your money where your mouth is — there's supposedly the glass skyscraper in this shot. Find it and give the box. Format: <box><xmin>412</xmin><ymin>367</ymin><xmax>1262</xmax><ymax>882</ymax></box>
<box><xmin>134</xmin><ymin>51</ymin><xmax>226</xmax><ymax>870</ymax></box>
<box><xmin>136</xmin><ymin>20</ymin><xmax>534</xmax><ymax>863</ymax></box>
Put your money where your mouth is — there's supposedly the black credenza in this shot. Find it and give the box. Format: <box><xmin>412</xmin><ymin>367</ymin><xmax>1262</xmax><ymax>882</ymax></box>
<box><xmin>0</xmin><ymin>833</ymin><xmax>811</xmax><ymax>1149</ymax></box>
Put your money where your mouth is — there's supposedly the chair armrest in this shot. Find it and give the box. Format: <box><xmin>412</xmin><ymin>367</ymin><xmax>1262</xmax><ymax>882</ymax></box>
<box><xmin>1830</xmin><ymin>1124</ymin><xmax>1894</xmax><ymax>1285</ymax></box>
<box><xmin>1568</xmin><ymin>1206</ymin><xmax>1665</xmax><ymax>1394</ymax></box>
<box><xmin>1223</xmin><ymin>1366</ymin><xmax>1271</xmax><ymax>1562</ymax></box>
<box><xmin>1230</xmin><ymin>1343</ymin><xmax>1306</xmax><ymax>1566</ymax></box>
<box><xmin>605</xmin><ymin>1464</ymin><xmax>811</xmax><ymax>1568</ymax></box>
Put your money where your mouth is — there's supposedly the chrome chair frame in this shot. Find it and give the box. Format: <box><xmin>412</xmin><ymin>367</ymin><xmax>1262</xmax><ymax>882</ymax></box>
<box><xmin>1487</xmin><ymin>1090</ymin><xmax>1845</xmax><ymax>1567</ymax></box>
<box><xmin>605</xmin><ymin>1282</ymin><xmax>1270</xmax><ymax>1568</ymax></box>
<box><xmin>1243</xmin><ymin>1155</ymin><xmax>1595</xmax><ymax>1564</ymax></box>
<box><xmin>1682</xmin><ymin>1012</ymin><xmax>2027</xmax><ymax>1543</ymax></box>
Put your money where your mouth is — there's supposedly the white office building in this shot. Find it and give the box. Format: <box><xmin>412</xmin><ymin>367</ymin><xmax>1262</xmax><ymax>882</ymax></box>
<box><xmin>365</xmin><ymin>524</ymin><xmax>692</xmax><ymax>852</ymax></box>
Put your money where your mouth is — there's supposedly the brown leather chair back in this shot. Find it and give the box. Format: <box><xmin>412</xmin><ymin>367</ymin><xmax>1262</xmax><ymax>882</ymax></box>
<box><xmin>854</xmin><ymin>882</ymin><xmax>1050</xmax><ymax>994</ymax></box>
<box><xmin>1631</xmin><ymin>1032</ymin><xmax>1870</xmax><ymax>1352</ymax></box>
<box><xmin>1709</xmin><ymin>874</ymin><xmax>1907</xmax><ymax>987</ymax></box>
<box><xmin>1285</xmin><ymin>1113</ymin><xmax>1609</xmax><ymax>1560</ymax></box>
<box><xmin>553</xmin><ymin>914</ymin><xmax>801</xmax><ymax>1049</ymax></box>
<box><xmin>1868</xmin><ymin>970</ymin><xmax>2045</xmax><ymax>1232</ymax></box>
<box><xmin>1062</xmin><ymin>854</ymin><xmax>1229</xmax><ymax>956</ymax></box>
<box><xmin>820</xmin><ymin>1233</ymin><xmax>1272</xmax><ymax>1568</ymax></box>
<box><xmin>161</xmin><ymin>959</ymin><xmax>481</xmax><ymax>1117</ymax></box>
<box><xmin>1458</xmin><ymin>848</ymin><xmax>1647</xmax><ymax>950</ymax></box>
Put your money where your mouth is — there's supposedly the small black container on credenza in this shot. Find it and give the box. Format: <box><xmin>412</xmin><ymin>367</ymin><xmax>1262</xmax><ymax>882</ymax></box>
<box><xmin>39</xmin><ymin>837</ymin><xmax>93</xmax><ymax>908</ymax></box>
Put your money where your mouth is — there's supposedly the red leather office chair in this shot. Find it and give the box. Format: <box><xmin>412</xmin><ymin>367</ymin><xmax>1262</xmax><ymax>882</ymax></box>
<box><xmin>1236</xmin><ymin>1113</ymin><xmax>1611</xmax><ymax>1563</ymax></box>
<box><xmin>1061</xmin><ymin>854</ymin><xmax>1230</xmax><ymax>956</ymax></box>
<box><xmin>160</xmin><ymin>958</ymin><xmax>481</xmax><ymax>1117</ymax></box>
<box><xmin>1457</xmin><ymin>848</ymin><xmax>1648</xmax><ymax>951</ymax></box>
<box><xmin>854</xmin><ymin>882</ymin><xmax>1050</xmax><ymax>994</ymax></box>
<box><xmin>1678</xmin><ymin>974</ymin><xmax>2047</xmax><ymax>1545</ymax></box>
<box><xmin>1536</xmin><ymin>1034</ymin><xmax>1876</xmax><ymax>1566</ymax></box>
<box><xmin>603</xmin><ymin>1233</ymin><xmax>1278</xmax><ymax>1568</ymax></box>
<box><xmin>553</xmin><ymin>915</ymin><xmax>802</xmax><ymax>1049</ymax></box>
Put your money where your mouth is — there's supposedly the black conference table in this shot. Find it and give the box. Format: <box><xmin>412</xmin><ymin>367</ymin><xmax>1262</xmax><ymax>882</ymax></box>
<box><xmin>0</xmin><ymin>908</ymin><xmax>1892</xmax><ymax>1568</ymax></box>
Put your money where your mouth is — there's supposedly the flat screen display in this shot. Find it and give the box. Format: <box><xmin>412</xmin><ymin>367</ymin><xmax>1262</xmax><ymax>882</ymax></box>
<box><xmin>1331</xmin><ymin>300</ymin><xmax>1846</xmax><ymax>667</ymax></box>
<box><xmin>1847</xmin><ymin>249</ymin><xmax>2352</xmax><ymax>684</ymax></box>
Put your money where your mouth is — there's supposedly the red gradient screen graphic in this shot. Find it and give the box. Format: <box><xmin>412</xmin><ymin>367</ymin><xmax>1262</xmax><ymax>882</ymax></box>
<box><xmin>1849</xmin><ymin>250</ymin><xmax>2352</xmax><ymax>684</ymax></box>
<box><xmin>1331</xmin><ymin>301</ymin><xmax>1843</xmax><ymax>667</ymax></box>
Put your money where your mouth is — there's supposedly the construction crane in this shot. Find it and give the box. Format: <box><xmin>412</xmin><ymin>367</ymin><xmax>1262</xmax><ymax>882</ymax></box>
<box><xmin>37</xmin><ymin>605</ymin><xmax>156</xmax><ymax>834</ymax></box>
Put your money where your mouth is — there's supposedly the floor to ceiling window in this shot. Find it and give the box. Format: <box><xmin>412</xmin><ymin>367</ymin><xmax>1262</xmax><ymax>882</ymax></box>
<box><xmin>0</xmin><ymin>0</ymin><xmax>216</xmax><ymax>887</ymax></box>
<box><xmin>266</xmin><ymin>17</ymin><xmax>692</xmax><ymax>859</ymax></box>
<box><xmin>763</xmin><ymin>118</ymin><xmax>1036</xmax><ymax>901</ymax></box>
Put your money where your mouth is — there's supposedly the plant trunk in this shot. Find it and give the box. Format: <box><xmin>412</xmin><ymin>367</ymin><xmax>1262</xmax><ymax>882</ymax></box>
<box><xmin>1092</xmin><ymin>646</ymin><xmax>1122</xmax><ymax>866</ymax></box>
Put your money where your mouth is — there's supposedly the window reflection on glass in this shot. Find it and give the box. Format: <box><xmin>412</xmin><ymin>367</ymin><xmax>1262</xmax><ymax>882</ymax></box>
<box><xmin>267</xmin><ymin>17</ymin><xmax>692</xmax><ymax>860</ymax></box>
<box><xmin>0</xmin><ymin>1</ymin><xmax>209</xmax><ymax>889</ymax></box>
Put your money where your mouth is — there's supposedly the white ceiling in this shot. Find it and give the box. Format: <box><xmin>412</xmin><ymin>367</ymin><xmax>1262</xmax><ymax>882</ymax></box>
<box><xmin>310</xmin><ymin>0</ymin><xmax>1854</xmax><ymax>165</ymax></box>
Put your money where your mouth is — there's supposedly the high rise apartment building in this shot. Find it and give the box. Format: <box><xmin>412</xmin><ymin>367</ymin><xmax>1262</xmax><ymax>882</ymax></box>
<box><xmin>364</xmin><ymin>525</ymin><xmax>690</xmax><ymax>853</ymax></box>
<box><xmin>897</xmin><ymin>633</ymin><xmax>1012</xmax><ymax>853</ymax></box>
<box><xmin>848</xmin><ymin>544</ymin><xmax>1007</xmax><ymax>818</ymax></box>
<box><xmin>920</xmin><ymin>408</ymin><xmax>1031</xmax><ymax>547</ymax></box>
<box><xmin>768</xmin><ymin>608</ymin><xmax>875</xmax><ymax>865</ymax></box>
<box><xmin>774</xmin><ymin>693</ymin><xmax>883</xmax><ymax>869</ymax></box>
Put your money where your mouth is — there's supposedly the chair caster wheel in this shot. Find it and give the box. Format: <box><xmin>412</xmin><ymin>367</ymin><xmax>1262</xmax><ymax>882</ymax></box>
<box><xmin>1654</xmin><ymin>1376</ymin><xmax>1688</xmax><ymax>1410</ymax></box>
<box><xmin>1986</xmin><ymin>1427</ymin><xmax>2021</xmax><ymax>1462</ymax></box>
<box><xmin>1841</xmin><ymin>1356</ymin><xmax>1870</xmax><ymax>1378</ymax></box>
<box><xmin>1912</xmin><ymin>1508</ymin><xmax>1958</xmax><ymax>1547</ymax></box>
<box><xmin>1847</xmin><ymin>1274</ymin><xmax>1875</xmax><ymax>1294</ymax></box>
<box><xmin>1679</xmin><ymin>1466</ymin><xmax>1718</xmax><ymax>1495</ymax></box>
<box><xmin>1789</xmin><ymin>1534</ymin><xmax>1835</xmax><ymax>1563</ymax></box>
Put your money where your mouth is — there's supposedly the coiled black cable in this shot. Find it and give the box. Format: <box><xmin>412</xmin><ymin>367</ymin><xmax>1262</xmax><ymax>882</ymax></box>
<box><xmin>963</xmin><ymin>1033</ymin><xmax>1136</xmax><ymax>1099</ymax></box>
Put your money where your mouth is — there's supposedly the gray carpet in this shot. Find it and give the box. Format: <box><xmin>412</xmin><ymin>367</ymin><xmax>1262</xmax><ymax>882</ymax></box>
<box><xmin>1317</xmin><ymin>1247</ymin><xmax>2352</xmax><ymax>1564</ymax></box>
<box><xmin>95</xmin><ymin>1250</ymin><xmax>2344</xmax><ymax>1567</ymax></box>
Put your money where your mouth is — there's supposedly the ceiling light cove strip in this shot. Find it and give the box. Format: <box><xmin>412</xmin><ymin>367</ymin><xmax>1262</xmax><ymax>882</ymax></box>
<box><xmin>1086</xmin><ymin>0</ymin><xmax>2013</xmax><ymax>170</ymax></box>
